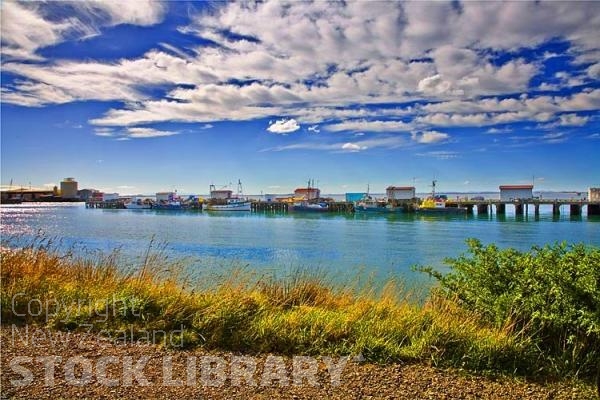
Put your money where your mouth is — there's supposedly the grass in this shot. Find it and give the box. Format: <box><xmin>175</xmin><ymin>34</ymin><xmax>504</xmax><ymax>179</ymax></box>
<box><xmin>1</xmin><ymin>238</ymin><xmax>598</xmax><ymax>387</ymax></box>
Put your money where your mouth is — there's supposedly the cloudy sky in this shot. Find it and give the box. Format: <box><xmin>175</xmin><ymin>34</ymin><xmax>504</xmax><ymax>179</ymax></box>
<box><xmin>1</xmin><ymin>1</ymin><xmax>599</xmax><ymax>194</ymax></box>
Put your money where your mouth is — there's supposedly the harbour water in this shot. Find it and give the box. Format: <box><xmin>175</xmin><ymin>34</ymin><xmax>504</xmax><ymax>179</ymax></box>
<box><xmin>1</xmin><ymin>203</ymin><xmax>599</xmax><ymax>287</ymax></box>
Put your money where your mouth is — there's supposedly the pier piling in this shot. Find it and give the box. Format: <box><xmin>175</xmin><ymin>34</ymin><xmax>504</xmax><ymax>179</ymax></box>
<box><xmin>588</xmin><ymin>204</ymin><xmax>600</xmax><ymax>216</ymax></box>
<box><xmin>496</xmin><ymin>203</ymin><xmax>506</xmax><ymax>215</ymax></box>
<box><xmin>553</xmin><ymin>203</ymin><xmax>561</xmax><ymax>216</ymax></box>
<box><xmin>515</xmin><ymin>203</ymin><xmax>524</xmax><ymax>216</ymax></box>
<box><xmin>570</xmin><ymin>204</ymin><xmax>581</xmax><ymax>216</ymax></box>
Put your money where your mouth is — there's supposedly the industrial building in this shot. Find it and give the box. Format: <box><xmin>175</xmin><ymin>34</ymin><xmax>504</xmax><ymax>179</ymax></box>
<box><xmin>589</xmin><ymin>188</ymin><xmax>600</xmax><ymax>202</ymax></box>
<box><xmin>210</xmin><ymin>189</ymin><xmax>233</xmax><ymax>199</ymax></box>
<box><xmin>345</xmin><ymin>192</ymin><xmax>367</xmax><ymax>202</ymax></box>
<box><xmin>386</xmin><ymin>186</ymin><xmax>416</xmax><ymax>200</ymax></box>
<box><xmin>60</xmin><ymin>178</ymin><xmax>78</xmax><ymax>199</ymax></box>
<box><xmin>499</xmin><ymin>185</ymin><xmax>534</xmax><ymax>201</ymax></box>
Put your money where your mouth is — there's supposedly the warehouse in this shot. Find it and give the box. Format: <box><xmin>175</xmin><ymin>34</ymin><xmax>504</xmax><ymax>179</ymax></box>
<box><xmin>499</xmin><ymin>185</ymin><xmax>533</xmax><ymax>201</ymax></box>
<box><xmin>386</xmin><ymin>186</ymin><xmax>415</xmax><ymax>200</ymax></box>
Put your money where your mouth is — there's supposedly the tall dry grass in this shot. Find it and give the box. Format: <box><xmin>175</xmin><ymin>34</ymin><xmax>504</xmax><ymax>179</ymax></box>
<box><xmin>1</xmin><ymin>241</ymin><xmax>534</xmax><ymax>375</ymax></box>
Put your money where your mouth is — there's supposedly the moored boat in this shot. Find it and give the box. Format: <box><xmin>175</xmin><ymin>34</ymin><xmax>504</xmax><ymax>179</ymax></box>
<box><xmin>292</xmin><ymin>201</ymin><xmax>329</xmax><ymax>212</ymax></box>
<box><xmin>354</xmin><ymin>185</ymin><xmax>403</xmax><ymax>213</ymax></box>
<box><xmin>124</xmin><ymin>197</ymin><xmax>151</xmax><ymax>209</ymax></box>
<box><xmin>205</xmin><ymin>180</ymin><xmax>252</xmax><ymax>211</ymax></box>
<box><xmin>417</xmin><ymin>180</ymin><xmax>467</xmax><ymax>215</ymax></box>
<box><xmin>153</xmin><ymin>191</ymin><xmax>184</xmax><ymax>210</ymax></box>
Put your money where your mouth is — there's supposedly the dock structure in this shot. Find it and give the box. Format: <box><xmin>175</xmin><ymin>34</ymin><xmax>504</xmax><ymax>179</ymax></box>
<box><xmin>445</xmin><ymin>199</ymin><xmax>600</xmax><ymax>216</ymax></box>
<box><xmin>251</xmin><ymin>202</ymin><xmax>289</xmax><ymax>213</ymax></box>
<box><xmin>84</xmin><ymin>198</ymin><xmax>600</xmax><ymax>216</ymax></box>
<box><xmin>85</xmin><ymin>200</ymin><xmax>126</xmax><ymax>209</ymax></box>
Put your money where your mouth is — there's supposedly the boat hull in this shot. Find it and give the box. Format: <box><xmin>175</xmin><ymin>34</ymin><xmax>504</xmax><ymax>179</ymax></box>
<box><xmin>355</xmin><ymin>205</ymin><xmax>403</xmax><ymax>213</ymax></box>
<box><xmin>293</xmin><ymin>204</ymin><xmax>329</xmax><ymax>212</ymax></box>
<box><xmin>206</xmin><ymin>202</ymin><xmax>251</xmax><ymax>211</ymax></box>
<box><xmin>153</xmin><ymin>204</ymin><xmax>184</xmax><ymax>210</ymax></box>
<box><xmin>417</xmin><ymin>207</ymin><xmax>467</xmax><ymax>214</ymax></box>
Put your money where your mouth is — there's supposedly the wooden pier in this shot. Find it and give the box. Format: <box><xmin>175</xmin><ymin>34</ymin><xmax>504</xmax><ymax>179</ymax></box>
<box><xmin>445</xmin><ymin>199</ymin><xmax>600</xmax><ymax>216</ymax></box>
<box><xmin>85</xmin><ymin>198</ymin><xmax>600</xmax><ymax>216</ymax></box>
<box><xmin>251</xmin><ymin>202</ymin><xmax>289</xmax><ymax>212</ymax></box>
<box><xmin>85</xmin><ymin>200</ymin><xmax>126</xmax><ymax>209</ymax></box>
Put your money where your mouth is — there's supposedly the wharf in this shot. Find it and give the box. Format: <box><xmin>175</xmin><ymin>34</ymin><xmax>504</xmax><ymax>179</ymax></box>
<box><xmin>85</xmin><ymin>200</ymin><xmax>126</xmax><ymax>209</ymax></box>
<box><xmin>85</xmin><ymin>199</ymin><xmax>600</xmax><ymax>216</ymax></box>
<box><xmin>445</xmin><ymin>199</ymin><xmax>600</xmax><ymax>216</ymax></box>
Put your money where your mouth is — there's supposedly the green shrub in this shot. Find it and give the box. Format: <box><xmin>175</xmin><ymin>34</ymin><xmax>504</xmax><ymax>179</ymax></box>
<box><xmin>418</xmin><ymin>239</ymin><xmax>600</xmax><ymax>379</ymax></box>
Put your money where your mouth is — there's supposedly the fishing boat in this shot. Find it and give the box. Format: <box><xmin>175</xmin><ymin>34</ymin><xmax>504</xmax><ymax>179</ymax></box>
<box><xmin>153</xmin><ymin>192</ymin><xmax>184</xmax><ymax>210</ymax></box>
<box><xmin>205</xmin><ymin>180</ymin><xmax>252</xmax><ymax>211</ymax></box>
<box><xmin>355</xmin><ymin>185</ymin><xmax>403</xmax><ymax>213</ymax></box>
<box><xmin>292</xmin><ymin>179</ymin><xmax>329</xmax><ymax>212</ymax></box>
<box><xmin>292</xmin><ymin>201</ymin><xmax>329</xmax><ymax>212</ymax></box>
<box><xmin>124</xmin><ymin>197</ymin><xmax>151</xmax><ymax>209</ymax></box>
<box><xmin>417</xmin><ymin>180</ymin><xmax>467</xmax><ymax>215</ymax></box>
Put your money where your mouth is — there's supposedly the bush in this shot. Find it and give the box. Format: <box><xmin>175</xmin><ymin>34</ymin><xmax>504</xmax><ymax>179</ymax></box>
<box><xmin>418</xmin><ymin>239</ymin><xmax>600</xmax><ymax>379</ymax></box>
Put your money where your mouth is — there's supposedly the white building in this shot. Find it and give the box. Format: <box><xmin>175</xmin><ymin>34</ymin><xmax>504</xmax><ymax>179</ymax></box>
<box><xmin>386</xmin><ymin>186</ymin><xmax>416</xmax><ymax>200</ymax></box>
<box><xmin>589</xmin><ymin>188</ymin><xmax>600</xmax><ymax>202</ymax></box>
<box><xmin>499</xmin><ymin>185</ymin><xmax>533</xmax><ymax>201</ymax></box>
<box><xmin>211</xmin><ymin>190</ymin><xmax>233</xmax><ymax>199</ymax></box>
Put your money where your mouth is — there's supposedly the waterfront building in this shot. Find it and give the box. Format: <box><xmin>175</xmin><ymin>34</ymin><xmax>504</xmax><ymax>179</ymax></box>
<box><xmin>77</xmin><ymin>189</ymin><xmax>99</xmax><ymax>201</ymax></box>
<box><xmin>386</xmin><ymin>186</ymin><xmax>416</xmax><ymax>200</ymax></box>
<box><xmin>499</xmin><ymin>185</ymin><xmax>534</xmax><ymax>201</ymax></box>
<box><xmin>210</xmin><ymin>189</ymin><xmax>233</xmax><ymax>199</ymax></box>
<box><xmin>60</xmin><ymin>177</ymin><xmax>78</xmax><ymax>199</ymax></box>
<box><xmin>589</xmin><ymin>187</ymin><xmax>600</xmax><ymax>202</ymax></box>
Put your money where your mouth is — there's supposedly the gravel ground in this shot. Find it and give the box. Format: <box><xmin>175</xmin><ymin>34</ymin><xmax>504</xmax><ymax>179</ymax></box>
<box><xmin>1</xmin><ymin>326</ymin><xmax>595</xmax><ymax>399</ymax></box>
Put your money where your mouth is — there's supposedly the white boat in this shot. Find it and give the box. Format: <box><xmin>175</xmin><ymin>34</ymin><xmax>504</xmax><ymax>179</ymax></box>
<box><xmin>205</xmin><ymin>180</ymin><xmax>252</xmax><ymax>211</ymax></box>
<box><xmin>124</xmin><ymin>197</ymin><xmax>151</xmax><ymax>209</ymax></box>
<box><xmin>206</xmin><ymin>197</ymin><xmax>252</xmax><ymax>211</ymax></box>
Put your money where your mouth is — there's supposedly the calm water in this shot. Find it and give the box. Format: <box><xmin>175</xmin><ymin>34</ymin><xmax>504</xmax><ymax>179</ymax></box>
<box><xmin>2</xmin><ymin>203</ymin><xmax>599</xmax><ymax>286</ymax></box>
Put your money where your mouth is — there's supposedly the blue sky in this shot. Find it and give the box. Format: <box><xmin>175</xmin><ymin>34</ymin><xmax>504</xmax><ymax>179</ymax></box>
<box><xmin>1</xmin><ymin>1</ymin><xmax>599</xmax><ymax>195</ymax></box>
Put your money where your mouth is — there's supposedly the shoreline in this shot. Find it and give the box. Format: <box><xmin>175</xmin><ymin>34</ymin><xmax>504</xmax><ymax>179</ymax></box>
<box><xmin>2</xmin><ymin>241</ymin><xmax>599</xmax><ymax>397</ymax></box>
<box><xmin>2</xmin><ymin>325</ymin><xmax>594</xmax><ymax>399</ymax></box>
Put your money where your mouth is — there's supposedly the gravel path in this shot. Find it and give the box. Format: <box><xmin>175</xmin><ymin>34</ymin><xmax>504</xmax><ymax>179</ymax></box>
<box><xmin>1</xmin><ymin>326</ymin><xmax>595</xmax><ymax>399</ymax></box>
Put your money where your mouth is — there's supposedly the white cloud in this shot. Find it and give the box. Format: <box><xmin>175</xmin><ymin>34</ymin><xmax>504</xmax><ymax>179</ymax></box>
<box><xmin>416</xmin><ymin>151</ymin><xmax>459</xmax><ymax>160</ymax></box>
<box><xmin>0</xmin><ymin>0</ymin><xmax>598</xmax><ymax>135</ymax></box>
<box><xmin>556</xmin><ymin>113</ymin><xmax>589</xmax><ymax>127</ymax></box>
<box><xmin>341</xmin><ymin>142</ymin><xmax>366</xmax><ymax>152</ymax></box>
<box><xmin>0</xmin><ymin>1</ymin><xmax>166</xmax><ymax>60</ymax></box>
<box><xmin>125</xmin><ymin>127</ymin><xmax>179</xmax><ymax>139</ymax></box>
<box><xmin>412</xmin><ymin>130</ymin><xmax>449</xmax><ymax>144</ymax></box>
<box><xmin>486</xmin><ymin>127</ymin><xmax>513</xmax><ymax>134</ymax></box>
<box><xmin>325</xmin><ymin>119</ymin><xmax>413</xmax><ymax>132</ymax></box>
<box><xmin>94</xmin><ymin>128</ymin><xmax>115</xmax><ymax>137</ymax></box>
<box><xmin>267</xmin><ymin>118</ymin><xmax>300</xmax><ymax>134</ymax></box>
<box><xmin>264</xmin><ymin>135</ymin><xmax>406</xmax><ymax>153</ymax></box>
